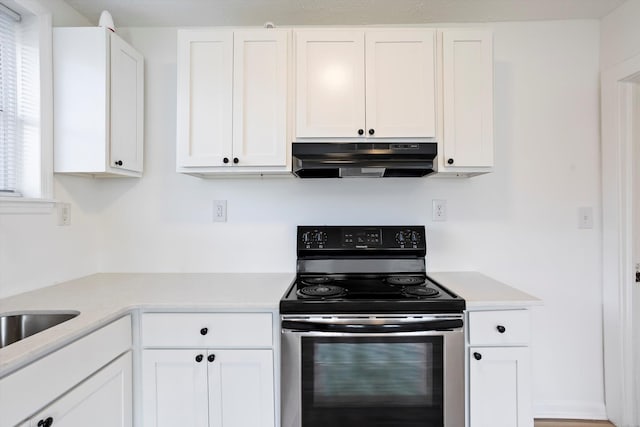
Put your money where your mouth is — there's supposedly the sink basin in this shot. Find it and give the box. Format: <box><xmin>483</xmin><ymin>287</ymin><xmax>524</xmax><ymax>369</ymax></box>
<box><xmin>0</xmin><ymin>311</ymin><xmax>80</xmax><ymax>348</ymax></box>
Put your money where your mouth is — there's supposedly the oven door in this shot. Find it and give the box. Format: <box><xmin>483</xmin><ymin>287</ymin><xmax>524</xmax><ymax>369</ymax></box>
<box><xmin>281</xmin><ymin>316</ymin><xmax>464</xmax><ymax>427</ymax></box>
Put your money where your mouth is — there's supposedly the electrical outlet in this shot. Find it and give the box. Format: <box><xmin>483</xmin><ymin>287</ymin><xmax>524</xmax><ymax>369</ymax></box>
<box><xmin>432</xmin><ymin>200</ymin><xmax>447</xmax><ymax>222</ymax></box>
<box><xmin>578</xmin><ymin>206</ymin><xmax>593</xmax><ymax>229</ymax></box>
<box><xmin>57</xmin><ymin>203</ymin><xmax>71</xmax><ymax>226</ymax></box>
<box><xmin>213</xmin><ymin>200</ymin><xmax>227</xmax><ymax>222</ymax></box>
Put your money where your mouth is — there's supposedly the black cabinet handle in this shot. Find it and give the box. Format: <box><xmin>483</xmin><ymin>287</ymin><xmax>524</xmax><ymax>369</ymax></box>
<box><xmin>473</xmin><ymin>352</ymin><xmax>482</xmax><ymax>361</ymax></box>
<box><xmin>208</xmin><ymin>354</ymin><xmax>216</xmax><ymax>362</ymax></box>
<box><xmin>368</xmin><ymin>129</ymin><xmax>375</xmax><ymax>135</ymax></box>
<box><xmin>233</xmin><ymin>157</ymin><xmax>239</xmax><ymax>164</ymax></box>
<box><xmin>497</xmin><ymin>325</ymin><xmax>506</xmax><ymax>333</ymax></box>
<box><xmin>358</xmin><ymin>129</ymin><xmax>364</xmax><ymax>135</ymax></box>
<box><xmin>195</xmin><ymin>354</ymin><xmax>204</xmax><ymax>363</ymax></box>
<box><xmin>114</xmin><ymin>160</ymin><xmax>123</xmax><ymax>166</ymax></box>
<box><xmin>200</xmin><ymin>327</ymin><xmax>208</xmax><ymax>336</ymax></box>
<box><xmin>447</xmin><ymin>158</ymin><xmax>454</xmax><ymax>165</ymax></box>
<box><xmin>38</xmin><ymin>417</ymin><xmax>54</xmax><ymax>427</ymax></box>
<box><xmin>223</xmin><ymin>157</ymin><xmax>229</xmax><ymax>164</ymax></box>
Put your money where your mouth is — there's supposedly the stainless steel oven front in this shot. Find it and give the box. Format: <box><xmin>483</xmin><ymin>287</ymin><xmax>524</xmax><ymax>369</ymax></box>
<box><xmin>281</xmin><ymin>314</ymin><xmax>464</xmax><ymax>427</ymax></box>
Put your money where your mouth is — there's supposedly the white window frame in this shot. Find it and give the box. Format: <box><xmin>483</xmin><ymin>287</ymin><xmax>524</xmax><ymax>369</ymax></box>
<box><xmin>0</xmin><ymin>0</ymin><xmax>54</xmax><ymax>214</ymax></box>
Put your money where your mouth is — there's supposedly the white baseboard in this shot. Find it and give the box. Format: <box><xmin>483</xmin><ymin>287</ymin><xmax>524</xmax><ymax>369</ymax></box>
<box><xmin>534</xmin><ymin>401</ymin><xmax>608</xmax><ymax>420</ymax></box>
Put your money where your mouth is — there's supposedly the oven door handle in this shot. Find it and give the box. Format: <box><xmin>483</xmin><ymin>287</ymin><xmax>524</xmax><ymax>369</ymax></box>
<box><xmin>281</xmin><ymin>319</ymin><xmax>463</xmax><ymax>333</ymax></box>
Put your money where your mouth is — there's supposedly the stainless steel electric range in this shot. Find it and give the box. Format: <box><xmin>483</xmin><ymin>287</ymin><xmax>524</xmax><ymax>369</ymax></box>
<box><xmin>280</xmin><ymin>226</ymin><xmax>466</xmax><ymax>427</ymax></box>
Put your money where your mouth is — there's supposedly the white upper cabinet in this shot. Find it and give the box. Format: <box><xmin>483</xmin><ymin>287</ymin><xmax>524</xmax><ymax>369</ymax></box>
<box><xmin>232</xmin><ymin>31</ymin><xmax>289</xmax><ymax>167</ymax></box>
<box><xmin>365</xmin><ymin>30</ymin><xmax>436</xmax><ymax>138</ymax></box>
<box><xmin>294</xmin><ymin>29</ymin><xmax>436</xmax><ymax>139</ymax></box>
<box><xmin>53</xmin><ymin>27</ymin><xmax>144</xmax><ymax>177</ymax></box>
<box><xmin>176</xmin><ymin>29</ymin><xmax>289</xmax><ymax>175</ymax></box>
<box><xmin>295</xmin><ymin>30</ymin><xmax>365</xmax><ymax>138</ymax></box>
<box><xmin>439</xmin><ymin>29</ymin><xmax>494</xmax><ymax>173</ymax></box>
<box><xmin>176</xmin><ymin>30</ymin><xmax>233</xmax><ymax>168</ymax></box>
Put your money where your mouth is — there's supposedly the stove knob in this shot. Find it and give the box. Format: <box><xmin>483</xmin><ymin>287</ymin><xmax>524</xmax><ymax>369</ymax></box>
<box><xmin>410</xmin><ymin>231</ymin><xmax>421</xmax><ymax>243</ymax></box>
<box><xmin>314</xmin><ymin>231</ymin><xmax>327</xmax><ymax>243</ymax></box>
<box><xmin>302</xmin><ymin>232</ymin><xmax>312</xmax><ymax>243</ymax></box>
<box><xmin>395</xmin><ymin>232</ymin><xmax>406</xmax><ymax>244</ymax></box>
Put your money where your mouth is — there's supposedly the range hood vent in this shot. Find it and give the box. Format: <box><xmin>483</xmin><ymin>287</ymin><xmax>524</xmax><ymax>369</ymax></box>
<box><xmin>292</xmin><ymin>142</ymin><xmax>437</xmax><ymax>178</ymax></box>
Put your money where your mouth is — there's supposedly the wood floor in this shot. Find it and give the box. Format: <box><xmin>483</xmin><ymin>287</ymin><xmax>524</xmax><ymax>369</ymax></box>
<box><xmin>535</xmin><ymin>420</ymin><xmax>615</xmax><ymax>427</ymax></box>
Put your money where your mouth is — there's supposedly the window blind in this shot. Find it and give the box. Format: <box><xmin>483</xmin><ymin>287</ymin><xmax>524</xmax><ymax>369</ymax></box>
<box><xmin>0</xmin><ymin>5</ymin><xmax>20</xmax><ymax>195</ymax></box>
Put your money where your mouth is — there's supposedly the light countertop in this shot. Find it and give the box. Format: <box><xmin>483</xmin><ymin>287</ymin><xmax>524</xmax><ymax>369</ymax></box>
<box><xmin>429</xmin><ymin>271</ymin><xmax>543</xmax><ymax>309</ymax></box>
<box><xmin>0</xmin><ymin>271</ymin><xmax>540</xmax><ymax>377</ymax></box>
<box><xmin>0</xmin><ymin>273</ymin><xmax>295</xmax><ymax>376</ymax></box>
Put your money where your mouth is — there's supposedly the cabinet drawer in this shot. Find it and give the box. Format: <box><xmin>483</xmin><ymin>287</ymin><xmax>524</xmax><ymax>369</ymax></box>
<box><xmin>142</xmin><ymin>313</ymin><xmax>273</xmax><ymax>348</ymax></box>
<box><xmin>468</xmin><ymin>310</ymin><xmax>530</xmax><ymax>346</ymax></box>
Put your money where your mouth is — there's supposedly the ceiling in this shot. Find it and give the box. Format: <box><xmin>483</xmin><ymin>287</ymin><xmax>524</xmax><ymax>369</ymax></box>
<box><xmin>63</xmin><ymin>0</ymin><xmax>627</xmax><ymax>27</ymax></box>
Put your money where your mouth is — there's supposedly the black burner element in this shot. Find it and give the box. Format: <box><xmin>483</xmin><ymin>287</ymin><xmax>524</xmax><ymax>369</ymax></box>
<box><xmin>301</xmin><ymin>276</ymin><xmax>334</xmax><ymax>285</ymax></box>
<box><xmin>386</xmin><ymin>276</ymin><xmax>425</xmax><ymax>286</ymax></box>
<box><xmin>402</xmin><ymin>286</ymin><xmax>439</xmax><ymax>298</ymax></box>
<box><xmin>298</xmin><ymin>284</ymin><xmax>346</xmax><ymax>298</ymax></box>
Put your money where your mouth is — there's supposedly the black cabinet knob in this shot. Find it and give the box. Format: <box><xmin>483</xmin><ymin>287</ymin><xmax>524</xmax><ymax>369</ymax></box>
<box><xmin>233</xmin><ymin>157</ymin><xmax>239</xmax><ymax>164</ymax></box>
<box><xmin>368</xmin><ymin>129</ymin><xmax>375</xmax><ymax>135</ymax></box>
<box><xmin>473</xmin><ymin>352</ymin><xmax>482</xmax><ymax>361</ymax></box>
<box><xmin>447</xmin><ymin>158</ymin><xmax>454</xmax><ymax>165</ymax></box>
<box><xmin>114</xmin><ymin>160</ymin><xmax>123</xmax><ymax>166</ymax></box>
<box><xmin>208</xmin><ymin>354</ymin><xmax>216</xmax><ymax>362</ymax></box>
<box><xmin>200</xmin><ymin>327</ymin><xmax>208</xmax><ymax>336</ymax></box>
<box><xmin>358</xmin><ymin>129</ymin><xmax>364</xmax><ymax>135</ymax></box>
<box><xmin>497</xmin><ymin>325</ymin><xmax>506</xmax><ymax>333</ymax></box>
<box><xmin>223</xmin><ymin>157</ymin><xmax>229</xmax><ymax>164</ymax></box>
<box><xmin>195</xmin><ymin>354</ymin><xmax>203</xmax><ymax>363</ymax></box>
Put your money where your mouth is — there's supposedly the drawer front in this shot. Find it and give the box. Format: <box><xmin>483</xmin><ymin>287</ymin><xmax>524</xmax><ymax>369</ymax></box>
<box><xmin>142</xmin><ymin>313</ymin><xmax>273</xmax><ymax>348</ymax></box>
<box><xmin>468</xmin><ymin>310</ymin><xmax>530</xmax><ymax>346</ymax></box>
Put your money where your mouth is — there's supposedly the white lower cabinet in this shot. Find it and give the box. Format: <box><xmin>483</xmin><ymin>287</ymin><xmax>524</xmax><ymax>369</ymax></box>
<box><xmin>141</xmin><ymin>312</ymin><xmax>276</xmax><ymax>427</ymax></box>
<box><xmin>142</xmin><ymin>349</ymin><xmax>274</xmax><ymax>427</ymax></box>
<box><xmin>467</xmin><ymin>309</ymin><xmax>533</xmax><ymax>427</ymax></box>
<box><xmin>25</xmin><ymin>352</ymin><xmax>133</xmax><ymax>427</ymax></box>
<box><xmin>468</xmin><ymin>347</ymin><xmax>531</xmax><ymax>427</ymax></box>
<box><xmin>0</xmin><ymin>316</ymin><xmax>132</xmax><ymax>427</ymax></box>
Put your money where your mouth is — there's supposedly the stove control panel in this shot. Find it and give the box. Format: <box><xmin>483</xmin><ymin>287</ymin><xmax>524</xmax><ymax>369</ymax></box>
<box><xmin>297</xmin><ymin>226</ymin><xmax>426</xmax><ymax>253</ymax></box>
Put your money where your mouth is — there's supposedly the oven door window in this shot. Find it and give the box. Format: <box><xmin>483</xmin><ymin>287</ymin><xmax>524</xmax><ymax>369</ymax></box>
<box><xmin>301</xmin><ymin>336</ymin><xmax>444</xmax><ymax>427</ymax></box>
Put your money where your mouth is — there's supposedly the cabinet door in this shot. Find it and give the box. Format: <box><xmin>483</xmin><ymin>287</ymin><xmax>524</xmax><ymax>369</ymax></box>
<box><xmin>177</xmin><ymin>30</ymin><xmax>233</xmax><ymax>167</ymax></box>
<box><xmin>142</xmin><ymin>350</ymin><xmax>209</xmax><ymax>427</ymax></box>
<box><xmin>233</xmin><ymin>30</ymin><xmax>288</xmax><ymax>167</ymax></box>
<box><xmin>28</xmin><ymin>352</ymin><xmax>132</xmax><ymax>427</ymax></box>
<box><xmin>365</xmin><ymin>30</ymin><xmax>436</xmax><ymax>138</ymax></box>
<box><xmin>295</xmin><ymin>30</ymin><xmax>365</xmax><ymax>138</ymax></box>
<box><xmin>208</xmin><ymin>349</ymin><xmax>275</xmax><ymax>427</ymax></box>
<box><xmin>442</xmin><ymin>30</ymin><xmax>494</xmax><ymax>168</ymax></box>
<box><xmin>469</xmin><ymin>347</ymin><xmax>532</xmax><ymax>427</ymax></box>
<box><xmin>110</xmin><ymin>33</ymin><xmax>144</xmax><ymax>173</ymax></box>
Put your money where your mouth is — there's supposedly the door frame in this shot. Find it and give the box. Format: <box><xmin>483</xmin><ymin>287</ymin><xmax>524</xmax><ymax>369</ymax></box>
<box><xmin>601</xmin><ymin>51</ymin><xmax>640</xmax><ymax>427</ymax></box>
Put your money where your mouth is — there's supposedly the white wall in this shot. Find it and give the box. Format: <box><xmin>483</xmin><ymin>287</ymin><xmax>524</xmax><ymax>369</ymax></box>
<box><xmin>0</xmin><ymin>0</ymin><xmax>98</xmax><ymax>299</ymax></box>
<box><xmin>601</xmin><ymin>0</ymin><xmax>640</xmax><ymax>70</ymax></box>
<box><xmin>90</xmin><ymin>21</ymin><xmax>603</xmax><ymax>418</ymax></box>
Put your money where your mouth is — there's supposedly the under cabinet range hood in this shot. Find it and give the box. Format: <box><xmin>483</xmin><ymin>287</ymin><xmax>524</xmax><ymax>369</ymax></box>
<box><xmin>292</xmin><ymin>142</ymin><xmax>438</xmax><ymax>178</ymax></box>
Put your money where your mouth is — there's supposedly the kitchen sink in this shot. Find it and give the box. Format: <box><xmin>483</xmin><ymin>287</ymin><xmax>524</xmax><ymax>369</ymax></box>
<box><xmin>0</xmin><ymin>311</ymin><xmax>80</xmax><ymax>348</ymax></box>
